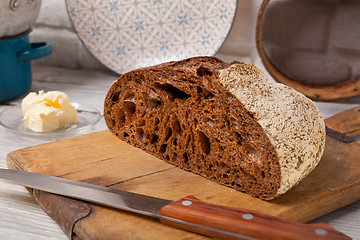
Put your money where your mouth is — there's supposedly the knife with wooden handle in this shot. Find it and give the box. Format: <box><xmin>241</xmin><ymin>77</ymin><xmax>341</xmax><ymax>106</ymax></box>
<box><xmin>0</xmin><ymin>168</ymin><xmax>351</xmax><ymax>240</ymax></box>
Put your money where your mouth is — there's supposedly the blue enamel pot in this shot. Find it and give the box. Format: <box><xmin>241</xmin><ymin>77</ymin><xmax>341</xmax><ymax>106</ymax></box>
<box><xmin>0</xmin><ymin>31</ymin><xmax>53</xmax><ymax>102</ymax></box>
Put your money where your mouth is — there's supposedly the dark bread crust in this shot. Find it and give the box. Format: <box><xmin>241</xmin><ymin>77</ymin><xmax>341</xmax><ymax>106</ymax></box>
<box><xmin>104</xmin><ymin>56</ymin><xmax>281</xmax><ymax>200</ymax></box>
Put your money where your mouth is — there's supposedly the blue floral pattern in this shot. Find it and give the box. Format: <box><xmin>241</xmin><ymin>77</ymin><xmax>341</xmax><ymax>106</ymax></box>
<box><xmin>66</xmin><ymin>0</ymin><xmax>237</xmax><ymax>74</ymax></box>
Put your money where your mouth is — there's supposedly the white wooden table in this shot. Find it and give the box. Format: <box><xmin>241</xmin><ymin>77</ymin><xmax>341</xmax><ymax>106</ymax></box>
<box><xmin>0</xmin><ymin>65</ymin><xmax>359</xmax><ymax>240</ymax></box>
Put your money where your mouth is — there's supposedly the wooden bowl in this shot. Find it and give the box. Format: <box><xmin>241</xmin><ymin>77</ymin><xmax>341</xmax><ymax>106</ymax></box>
<box><xmin>256</xmin><ymin>0</ymin><xmax>360</xmax><ymax>101</ymax></box>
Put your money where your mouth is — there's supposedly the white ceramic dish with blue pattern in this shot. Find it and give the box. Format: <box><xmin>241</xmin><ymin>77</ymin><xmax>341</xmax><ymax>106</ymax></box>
<box><xmin>66</xmin><ymin>0</ymin><xmax>237</xmax><ymax>74</ymax></box>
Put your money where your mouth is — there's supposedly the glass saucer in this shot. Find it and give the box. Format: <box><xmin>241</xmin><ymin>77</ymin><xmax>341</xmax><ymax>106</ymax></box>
<box><xmin>0</xmin><ymin>103</ymin><xmax>102</xmax><ymax>138</ymax></box>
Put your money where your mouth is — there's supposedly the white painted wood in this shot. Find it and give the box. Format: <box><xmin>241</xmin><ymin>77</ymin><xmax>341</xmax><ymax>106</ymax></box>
<box><xmin>0</xmin><ymin>65</ymin><xmax>358</xmax><ymax>240</ymax></box>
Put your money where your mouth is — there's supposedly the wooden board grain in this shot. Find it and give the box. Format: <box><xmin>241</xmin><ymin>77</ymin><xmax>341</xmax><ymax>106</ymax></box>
<box><xmin>6</xmin><ymin>107</ymin><xmax>360</xmax><ymax>240</ymax></box>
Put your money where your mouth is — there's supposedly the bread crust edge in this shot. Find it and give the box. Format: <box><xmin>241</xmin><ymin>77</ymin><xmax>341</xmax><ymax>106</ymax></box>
<box><xmin>218</xmin><ymin>64</ymin><xmax>326</xmax><ymax>197</ymax></box>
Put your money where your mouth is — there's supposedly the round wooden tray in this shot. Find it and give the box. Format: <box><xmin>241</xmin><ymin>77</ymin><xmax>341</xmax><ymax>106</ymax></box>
<box><xmin>256</xmin><ymin>0</ymin><xmax>360</xmax><ymax>101</ymax></box>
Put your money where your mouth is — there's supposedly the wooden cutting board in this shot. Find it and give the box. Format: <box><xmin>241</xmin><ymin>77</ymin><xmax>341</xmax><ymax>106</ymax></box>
<box><xmin>6</xmin><ymin>106</ymin><xmax>360</xmax><ymax>240</ymax></box>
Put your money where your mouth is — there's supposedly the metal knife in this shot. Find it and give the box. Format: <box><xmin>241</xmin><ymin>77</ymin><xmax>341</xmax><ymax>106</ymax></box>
<box><xmin>0</xmin><ymin>168</ymin><xmax>351</xmax><ymax>240</ymax></box>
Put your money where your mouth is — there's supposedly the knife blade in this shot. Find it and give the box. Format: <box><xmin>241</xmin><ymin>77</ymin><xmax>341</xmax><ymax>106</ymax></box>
<box><xmin>0</xmin><ymin>168</ymin><xmax>351</xmax><ymax>240</ymax></box>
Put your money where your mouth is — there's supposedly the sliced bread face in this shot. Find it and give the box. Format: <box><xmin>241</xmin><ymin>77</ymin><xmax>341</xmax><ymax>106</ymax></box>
<box><xmin>104</xmin><ymin>56</ymin><xmax>325</xmax><ymax>200</ymax></box>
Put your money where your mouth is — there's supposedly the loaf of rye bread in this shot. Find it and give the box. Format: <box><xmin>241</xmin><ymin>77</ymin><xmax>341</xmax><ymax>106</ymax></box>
<box><xmin>104</xmin><ymin>56</ymin><xmax>326</xmax><ymax>200</ymax></box>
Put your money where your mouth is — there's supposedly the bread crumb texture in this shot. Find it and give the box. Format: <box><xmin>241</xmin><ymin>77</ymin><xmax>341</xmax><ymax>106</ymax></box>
<box><xmin>219</xmin><ymin>64</ymin><xmax>326</xmax><ymax>196</ymax></box>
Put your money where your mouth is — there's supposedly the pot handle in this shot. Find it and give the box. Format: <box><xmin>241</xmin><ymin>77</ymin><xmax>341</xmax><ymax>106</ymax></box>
<box><xmin>16</xmin><ymin>42</ymin><xmax>53</xmax><ymax>62</ymax></box>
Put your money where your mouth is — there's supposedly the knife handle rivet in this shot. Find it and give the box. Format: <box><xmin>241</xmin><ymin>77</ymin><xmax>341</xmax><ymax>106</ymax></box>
<box><xmin>182</xmin><ymin>200</ymin><xmax>192</xmax><ymax>206</ymax></box>
<box><xmin>242</xmin><ymin>214</ymin><xmax>254</xmax><ymax>220</ymax></box>
<box><xmin>315</xmin><ymin>228</ymin><xmax>327</xmax><ymax>236</ymax></box>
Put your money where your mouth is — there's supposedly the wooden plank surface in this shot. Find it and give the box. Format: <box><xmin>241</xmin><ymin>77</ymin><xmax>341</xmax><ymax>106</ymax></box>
<box><xmin>1</xmin><ymin>65</ymin><xmax>359</xmax><ymax>240</ymax></box>
<box><xmin>6</xmin><ymin>107</ymin><xmax>360</xmax><ymax>240</ymax></box>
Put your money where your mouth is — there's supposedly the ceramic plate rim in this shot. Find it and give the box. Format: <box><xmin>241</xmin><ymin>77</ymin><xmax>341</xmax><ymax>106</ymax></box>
<box><xmin>65</xmin><ymin>0</ymin><xmax>238</xmax><ymax>74</ymax></box>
